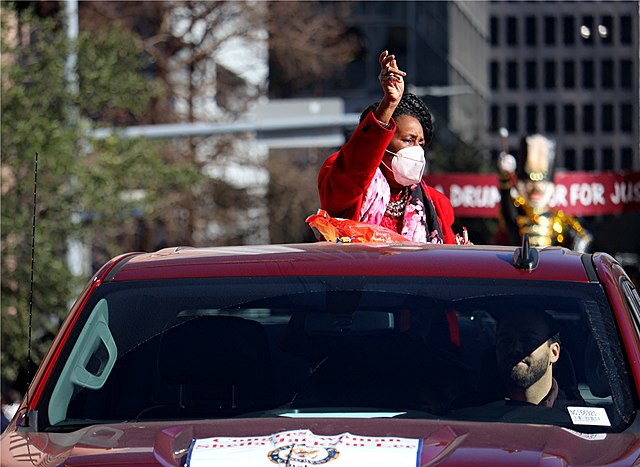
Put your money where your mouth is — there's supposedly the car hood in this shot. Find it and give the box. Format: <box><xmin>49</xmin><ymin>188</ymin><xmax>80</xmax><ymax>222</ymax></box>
<box><xmin>2</xmin><ymin>417</ymin><xmax>639</xmax><ymax>466</ymax></box>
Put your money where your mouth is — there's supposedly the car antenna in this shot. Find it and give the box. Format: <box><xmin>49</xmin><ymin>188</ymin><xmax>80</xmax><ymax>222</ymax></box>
<box><xmin>22</xmin><ymin>152</ymin><xmax>39</xmax><ymax>428</ymax></box>
<box><xmin>513</xmin><ymin>233</ymin><xmax>539</xmax><ymax>271</ymax></box>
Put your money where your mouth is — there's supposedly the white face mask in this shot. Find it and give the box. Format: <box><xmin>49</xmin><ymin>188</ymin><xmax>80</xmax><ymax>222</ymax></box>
<box><xmin>382</xmin><ymin>146</ymin><xmax>426</xmax><ymax>186</ymax></box>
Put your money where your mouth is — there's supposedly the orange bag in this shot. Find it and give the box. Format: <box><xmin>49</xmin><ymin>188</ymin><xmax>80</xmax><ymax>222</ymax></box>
<box><xmin>306</xmin><ymin>210</ymin><xmax>409</xmax><ymax>243</ymax></box>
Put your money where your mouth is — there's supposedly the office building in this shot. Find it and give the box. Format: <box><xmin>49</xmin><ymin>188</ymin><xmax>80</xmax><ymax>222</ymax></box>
<box><xmin>271</xmin><ymin>1</ymin><xmax>490</xmax><ymax>148</ymax></box>
<box><xmin>488</xmin><ymin>1</ymin><xmax>639</xmax><ymax>171</ymax></box>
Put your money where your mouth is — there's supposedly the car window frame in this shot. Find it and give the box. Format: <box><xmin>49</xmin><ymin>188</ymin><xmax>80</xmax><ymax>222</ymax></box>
<box><xmin>32</xmin><ymin>276</ymin><xmax>637</xmax><ymax>434</ymax></box>
<box><xmin>621</xmin><ymin>278</ymin><xmax>640</xmax><ymax>339</ymax></box>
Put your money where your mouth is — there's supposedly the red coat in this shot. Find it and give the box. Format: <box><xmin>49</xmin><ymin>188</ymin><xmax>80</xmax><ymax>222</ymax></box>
<box><xmin>318</xmin><ymin>111</ymin><xmax>456</xmax><ymax>244</ymax></box>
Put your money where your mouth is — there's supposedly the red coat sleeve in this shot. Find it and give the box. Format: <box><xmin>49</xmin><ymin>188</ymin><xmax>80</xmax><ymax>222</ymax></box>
<box><xmin>425</xmin><ymin>185</ymin><xmax>456</xmax><ymax>244</ymax></box>
<box><xmin>318</xmin><ymin>112</ymin><xmax>395</xmax><ymax>220</ymax></box>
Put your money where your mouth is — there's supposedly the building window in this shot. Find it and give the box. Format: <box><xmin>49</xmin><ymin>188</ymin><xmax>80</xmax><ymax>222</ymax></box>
<box><xmin>525</xmin><ymin>61</ymin><xmax>537</xmax><ymax>89</ymax></box>
<box><xmin>526</xmin><ymin>104</ymin><xmax>537</xmax><ymax>133</ymax></box>
<box><xmin>525</xmin><ymin>16</ymin><xmax>537</xmax><ymax>46</ymax></box>
<box><xmin>601</xmin><ymin>59</ymin><xmax>614</xmax><ymax>89</ymax></box>
<box><xmin>581</xmin><ymin>16</ymin><xmax>594</xmax><ymax>45</ymax></box>
<box><xmin>620</xmin><ymin>103</ymin><xmax>633</xmax><ymax>132</ymax></box>
<box><xmin>564</xmin><ymin>104</ymin><xmax>576</xmax><ymax>133</ymax></box>
<box><xmin>601</xmin><ymin>104</ymin><xmax>614</xmax><ymax>133</ymax></box>
<box><xmin>490</xmin><ymin>61</ymin><xmax>500</xmax><ymax>89</ymax></box>
<box><xmin>490</xmin><ymin>105</ymin><xmax>500</xmax><ymax>132</ymax></box>
<box><xmin>582</xmin><ymin>60</ymin><xmax>594</xmax><ymax>88</ymax></box>
<box><xmin>602</xmin><ymin>147</ymin><xmax>614</xmax><ymax>171</ymax></box>
<box><xmin>620</xmin><ymin>15</ymin><xmax>632</xmax><ymax>44</ymax></box>
<box><xmin>620</xmin><ymin>59</ymin><xmax>632</xmax><ymax>88</ymax></box>
<box><xmin>583</xmin><ymin>104</ymin><xmax>595</xmax><ymax>132</ymax></box>
<box><xmin>599</xmin><ymin>15</ymin><xmax>613</xmax><ymax>45</ymax></box>
<box><xmin>563</xmin><ymin>60</ymin><xmax>575</xmax><ymax>88</ymax></box>
<box><xmin>544</xmin><ymin>60</ymin><xmax>556</xmax><ymax>89</ymax></box>
<box><xmin>507</xmin><ymin>61</ymin><xmax>518</xmax><ymax>89</ymax></box>
<box><xmin>621</xmin><ymin>147</ymin><xmax>633</xmax><ymax>170</ymax></box>
<box><xmin>544</xmin><ymin>104</ymin><xmax>556</xmax><ymax>133</ymax></box>
<box><xmin>506</xmin><ymin>16</ymin><xmax>518</xmax><ymax>46</ymax></box>
<box><xmin>583</xmin><ymin>147</ymin><xmax>595</xmax><ymax>171</ymax></box>
<box><xmin>564</xmin><ymin>147</ymin><xmax>576</xmax><ymax>171</ymax></box>
<box><xmin>507</xmin><ymin>104</ymin><xmax>519</xmax><ymax>132</ymax></box>
<box><xmin>490</xmin><ymin>16</ymin><xmax>499</xmax><ymax>46</ymax></box>
<box><xmin>563</xmin><ymin>15</ymin><xmax>575</xmax><ymax>45</ymax></box>
<box><xmin>544</xmin><ymin>16</ymin><xmax>556</xmax><ymax>45</ymax></box>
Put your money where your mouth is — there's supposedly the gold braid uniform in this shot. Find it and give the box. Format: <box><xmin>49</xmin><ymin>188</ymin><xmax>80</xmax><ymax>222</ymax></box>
<box><xmin>497</xmin><ymin>134</ymin><xmax>592</xmax><ymax>252</ymax></box>
<box><xmin>510</xmin><ymin>195</ymin><xmax>592</xmax><ymax>250</ymax></box>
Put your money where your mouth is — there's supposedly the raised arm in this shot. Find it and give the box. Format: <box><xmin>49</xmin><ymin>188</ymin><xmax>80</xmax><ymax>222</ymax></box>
<box><xmin>374</xmin><ymin>50</ymin><xmax>406</xmax><ymax>125</ymax></box>
<box><xmin>318</xmin><ymin>51</ymin><xmax>407</xmax><ymax>219</ymax></box>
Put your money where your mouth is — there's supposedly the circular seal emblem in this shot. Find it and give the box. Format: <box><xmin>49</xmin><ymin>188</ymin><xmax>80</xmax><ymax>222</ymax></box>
<box><xmin>268</xmin><ymin>444</ymin><xmax>339</xmax><ymax>465</ymax></box>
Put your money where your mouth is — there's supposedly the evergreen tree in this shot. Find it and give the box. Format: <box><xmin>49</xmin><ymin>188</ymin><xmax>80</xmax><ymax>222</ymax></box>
<box><xmin>1</xmin><ymin>7</ymin><xmax>197</xmax><ymax>389</ymax></box>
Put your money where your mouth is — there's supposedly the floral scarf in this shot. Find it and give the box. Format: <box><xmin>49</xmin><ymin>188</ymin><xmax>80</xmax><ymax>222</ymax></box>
<box><xmin>359</xmin><ymin>169</ymin><xmax>444</xmax><ymax>243</ymax></box>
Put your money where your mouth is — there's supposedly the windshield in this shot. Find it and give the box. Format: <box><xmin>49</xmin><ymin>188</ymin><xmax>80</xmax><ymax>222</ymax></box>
<box><xmin>39</xmin><ymin>276</ymin><xmax>634</xmax><ymax>433</ymax></box>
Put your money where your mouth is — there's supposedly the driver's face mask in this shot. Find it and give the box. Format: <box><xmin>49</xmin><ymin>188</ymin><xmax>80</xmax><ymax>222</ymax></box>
<box><xmin>382</xmin><ymin>145</ymin><xmax>426</xmax><ymax>186</ymax></box>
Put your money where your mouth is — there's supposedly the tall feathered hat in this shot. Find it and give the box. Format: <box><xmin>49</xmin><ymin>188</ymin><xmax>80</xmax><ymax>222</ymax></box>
<box><xmin>517</xmin><ymin>134</ymin><xmax>556</xmax><ymax>183</ymax></box>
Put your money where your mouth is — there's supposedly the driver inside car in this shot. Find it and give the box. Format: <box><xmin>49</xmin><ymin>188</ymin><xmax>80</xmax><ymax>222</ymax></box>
<box><xmin>495</xmin><ymin>308</ymin><xmax>564</xmax><ymax>408</ymax></box>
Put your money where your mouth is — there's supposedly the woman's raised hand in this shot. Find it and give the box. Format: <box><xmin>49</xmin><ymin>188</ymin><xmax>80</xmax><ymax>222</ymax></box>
<box><xmin>378</xmin><ymin>50</ymin><xmax>406</xmax><ymax>105</ymax></box>
<box><xmin>375</xmin><ymin>51</ymin><xmax>406</xmax><ymax>124</ymax></box>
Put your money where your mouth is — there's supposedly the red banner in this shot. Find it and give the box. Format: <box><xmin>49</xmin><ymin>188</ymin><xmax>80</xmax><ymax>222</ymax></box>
<box><xmin>427</xmin><ymin>171</ymin><xmax>640</xmax><ymax>218</ymax></box>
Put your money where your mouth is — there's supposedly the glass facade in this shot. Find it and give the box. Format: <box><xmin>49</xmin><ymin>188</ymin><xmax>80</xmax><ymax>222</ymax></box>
<box><xmin>489</xmin><ymin>3</ymin><xmax>638</xmax><ymax>172</ymax></box>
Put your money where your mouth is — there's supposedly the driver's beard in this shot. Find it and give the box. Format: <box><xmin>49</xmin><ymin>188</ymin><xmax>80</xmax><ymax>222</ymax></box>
<box><xmin>508</xmin><ymin>353</ymin><xmax>550</xmax><ymax>388</ymax></box>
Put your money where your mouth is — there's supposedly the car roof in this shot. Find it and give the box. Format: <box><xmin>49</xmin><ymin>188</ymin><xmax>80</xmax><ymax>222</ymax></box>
<box><xmin>105</xmin><ymin>243</ymin><xmax>592</xmax><ymax>283</ymax></box>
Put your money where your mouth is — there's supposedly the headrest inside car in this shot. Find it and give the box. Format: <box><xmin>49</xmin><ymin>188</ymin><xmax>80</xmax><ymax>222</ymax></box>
<box><xmin>157</xmin><ymin>315</ymin><xmax>270</xmax><ymax>385</ymax></box>
<box><xmin>584</xmin><ymin>335</ymin><xmax>612</xmax><ymax>398</ymax></box>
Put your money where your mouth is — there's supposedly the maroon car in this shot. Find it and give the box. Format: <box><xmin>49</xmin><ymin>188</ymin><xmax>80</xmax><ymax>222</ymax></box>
<box><xmin>2</xmin><ymin>241</ymin><xmax>639</xmax><ymax>466</ymax></box>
